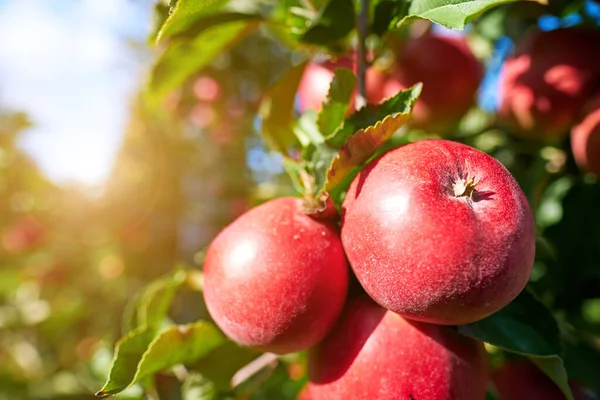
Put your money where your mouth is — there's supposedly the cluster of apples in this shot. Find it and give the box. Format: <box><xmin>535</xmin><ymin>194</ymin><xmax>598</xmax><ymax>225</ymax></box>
<box><xmin>498</xmin><ymin>27</ymin><xmax>600</xmax><ymax>174</ymax></box>
<box><xmin>298</xmin><ymin>33</ymin><xmax>483</xmax><ymax>134</ymax></box>
<box><xmin>203</xmin><ymin>136</ymin><xmax>537</xmax><ymax>398</ymax></box>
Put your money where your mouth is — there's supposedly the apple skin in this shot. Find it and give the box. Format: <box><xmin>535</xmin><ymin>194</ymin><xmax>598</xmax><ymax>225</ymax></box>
<box><xmin>571</xmin><ymin>95</ymin><xmax>600</xmax><ymax>175</ymax></box>
<box><xmin>493</xmin><ymin>361</ymin><xmax>584</xmax><ymax>400</ymax></box>
<box><xmin>498</xmin><ymin>28</ymin><xmax>600</xmax><ymax>141</ymax></box>
<box><xmin>381</xmin><ymin>34</ymin><xmax>482</xmax><ymax>134</ymax></box>
<box><xmin>304</xmin><ymin>296</ymin><xmax>489</xmax><ymax>400</ymax></box>
<box><xmin>341</xmin><ymin>139</ymin><xmax>535</xmax><ymax>325</ymax></box>
<box><xmin>203</xmin><ymin>197</ymin><xmax>349</xmax><ymax>354</ymax></box>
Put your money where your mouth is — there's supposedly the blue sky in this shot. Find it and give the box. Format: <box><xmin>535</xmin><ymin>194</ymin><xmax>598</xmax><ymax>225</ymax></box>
<box><xmin>0</xmin><ymin>0</ymin><xmax>154</xmax><ymax>186</ymax></box>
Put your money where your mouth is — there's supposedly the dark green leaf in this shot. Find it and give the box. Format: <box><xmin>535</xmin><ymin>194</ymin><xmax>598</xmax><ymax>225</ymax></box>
<box><xmin>298</xmin><ymin>0</ymin><xmax>355</xmax><ymax>44</ymax></box>
<box><xmin>193</xmin><ymin>341</ymin><xmax>259</xmax><ymax>389</ymax></box>
<box><xmin>317</xmin><ymin>68</ymin><xmax>356</xmax><ymax>138</ymax></box>
<box><xmin>397</xmin><ymin>0</ymin><xmax>547</xmax><ymax>30</ymax></box>
<box><xmin>458</xmin><ymin>289</ymin><xmax>561</xmax><ymax>356</ymax></box>
<box><xmin>327</xmin><ymin>83</ymin><xmax>422</xmax><ymax>148</ymax></box>
<box><xmin>371</xmin><ymin>0</ymin><xmax>405</xmax><ymax>36</ymax></box>
<box><xmin>458</xmin><ymin>289</ymin><xmax>573</xmax><ymax>399</ymax></box>
<box><xmin>149</xmin><ymin>21</ymin><xmax>259</xmax><ymax>102</ymax></box>
<box><xmin>260</xmin><ymin>61</ymin><xmax>308</xmax><ymax>152</ymax></box>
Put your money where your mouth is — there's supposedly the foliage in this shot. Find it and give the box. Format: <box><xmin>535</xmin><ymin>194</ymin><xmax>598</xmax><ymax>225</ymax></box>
<box><xmin>1</xmin><ymin>0</ymin><xmax>600</xmax><ymax>399</ymax></box>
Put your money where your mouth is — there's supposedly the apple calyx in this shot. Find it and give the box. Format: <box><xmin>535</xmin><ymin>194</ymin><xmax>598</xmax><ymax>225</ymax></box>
<box><xmin>452</xmin><ymin>177</ymin><xmax>479</xmax><ymax>199</ymax></box>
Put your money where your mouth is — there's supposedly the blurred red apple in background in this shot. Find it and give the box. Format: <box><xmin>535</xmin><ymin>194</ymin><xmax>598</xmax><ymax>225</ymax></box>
<box><xmin>571</xmin><ymin>94</ymin><xmax>600</xmax><ymax>175</ymax></box>
<box><xmin>498</xmin><ymin>28</ymin><xmax>600</xmax><ymax>141</ymax></box>
<box><xmin>380</xmin><ymin>34</ymin><xmax>482</xmax><ymax>134</ymax></box>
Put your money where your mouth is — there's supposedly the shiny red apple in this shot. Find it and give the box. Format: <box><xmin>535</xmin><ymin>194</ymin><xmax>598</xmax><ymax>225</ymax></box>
<box><xmin>305</xmin><ymin>296</ymin><xmax>489</xmax><ymax>399</ymax></box>
<box><xmin>341</xmin><ymin>139</ymin><xmax>535</xmax><ymax>325</ymax></box>
<box><xmin>203</xmin><ymin>197</ymin><xmax>349</xmax><ymax>354</ymax></box>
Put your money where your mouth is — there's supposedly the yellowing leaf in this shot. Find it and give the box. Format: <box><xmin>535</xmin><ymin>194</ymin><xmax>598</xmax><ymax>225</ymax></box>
<box><xmin>324</xmin><ymin>112</ymin><xmax>410</xmax><ymax>193</ymax></box>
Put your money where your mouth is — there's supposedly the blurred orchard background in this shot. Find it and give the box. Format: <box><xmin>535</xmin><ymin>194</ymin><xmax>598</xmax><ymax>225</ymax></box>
<box><xmin>0</xmin><ymin>0</ymin><xmax>600</xmax><ymax>399</ymax></box>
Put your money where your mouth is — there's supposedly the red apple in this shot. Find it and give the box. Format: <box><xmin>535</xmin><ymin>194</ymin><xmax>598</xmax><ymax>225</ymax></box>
<box><xmin>498</xmin><ymin>28</ymin><xmax>600</xmax><ymax>141</ymax></box>
<box><xmin>571</xmin><ymin>94</ymin><xmax>600</xmax><ymax>175</ymax></box>
<box><xmin>203</xmin><ymin>197</ymin><xmax>349</xmax><ymax>354</ymax></box>
<box><xmin>341</xmin><ymin>139</ymin><xmax>535</xmax><ymax>325</ymax></box>
<box><xmin>2</xmin><ymin>216</ymin><xmax>46</xmax><ymax>254</ymax></box>
<box><xmin>305</xmin><ymin>296</ymin><xmax>489</xmax><ymax>399</ymax></box>
<box><xmin>493</xmin><ymin>361</ymin><xmax>584</xmax><ymax>400</ymax></box>
<box><xmin>380</xmin><ymin>34</ymin><xmax>483</xmax><ymax>134</ymax></box>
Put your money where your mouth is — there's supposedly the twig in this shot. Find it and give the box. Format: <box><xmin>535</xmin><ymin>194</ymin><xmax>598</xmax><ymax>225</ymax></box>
<box><xmin>356</xmin><ymin>0</ymin><xmax>370</xmax><ymax>109</ymax></box>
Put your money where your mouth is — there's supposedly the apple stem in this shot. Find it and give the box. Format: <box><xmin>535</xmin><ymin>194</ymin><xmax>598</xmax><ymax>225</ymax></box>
<box><xmin>356</xmin><ymin>0</ymin><xmax>370</xmax><ymax>110</ymax></box>
<box><xmin>453</xmin><ymin>177</ymin><xmax>479</xmax><ymax>199</ymax></box>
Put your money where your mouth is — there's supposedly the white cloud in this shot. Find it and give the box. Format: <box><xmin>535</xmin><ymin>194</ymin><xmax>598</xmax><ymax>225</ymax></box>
<box><xmin>0</xmin><ymin>0</ymin><xmax>153</xmax><ymax>185</ymax></box>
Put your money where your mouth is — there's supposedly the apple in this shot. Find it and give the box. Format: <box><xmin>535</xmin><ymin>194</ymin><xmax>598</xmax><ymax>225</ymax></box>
<box><xmin>571</xmin><ymin>94</ymin><xmax>600</xmax><ymax>175</ymax></box>
<box><xmin>305</xmin><ymin>296</ymin><xmax>489</xmax><ymax>399</ymax></box>
<box><xmin>498</xmin><ymin>28</ymin><xmax>600</xmax><ymax>141</ymax></box>
<box><xmin>2</xmin><ymin>216</ymin><xmax>46</xmax><ymax>254</ymax></box>
<box><xmin>493</xmin><ymin>361</ymin><xmax>584</xmax><ymax>400</ymax></box>
<box><xmin>341</xmin><ymin>139</ymin><xmax>535</xmax><ymax>325</ymax></box>
<box><xmin>380</xmin><ymin>34</ymin><xmax>483</xmax><ymax>133</ymax></box>
<box><xmin>203</xmin><ymin>197</ymin><xmax>349</xmax><ymax>354</ymax></box>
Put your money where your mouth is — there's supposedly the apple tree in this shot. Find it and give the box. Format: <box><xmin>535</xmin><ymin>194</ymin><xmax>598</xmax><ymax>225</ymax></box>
<box><xmin>97</xmin><ymin>1</ymin><xmax>600</xmax><ymax>399</ymax></box>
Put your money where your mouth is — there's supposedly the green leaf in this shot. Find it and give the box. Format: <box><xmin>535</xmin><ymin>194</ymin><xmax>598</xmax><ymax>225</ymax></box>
<box><xmin>458</xmin><ymin>289</ymin><xmax>561</xmax><ymax>356</ymax></box>
<box><xmin>157</xmin><ymin>0</ymin><xmax>228</xmax><ymax>42</ymax></box>
<box><xmin>260</xmin><ymin>61</ymin><xmax>308</xmax><ymax>152</ymax></box>
<box><xmin>193</xmin><ymin>341</ymin><xmax>259</xmax><ymax>389</ymax></box>
<box><xmin>397</xmin><ymin>0</ymin><xmax>547</xmax><ymax>30</ymax></box>
<box><xmin>371</xmin><ymin>0</ymin><xmax>405</xmax><ymax>36</ymax></box>
<box><xmin>96</xmin><ymin>326</ymin><xmax>158</xmax><ymax>397</ymax></box>
<box><xmin>458</xmin><ymin>289</ymin><xmax>573</xmax><ymax>399</ymax></box>
<box><xmin>327</xmin><ymin>83</ymin><xmax>422</xmax><ymax>148</ymax></box>
<box><xmin>529</xmin><ymin>356</ymin><xmax>574</xmax><ymax>400</ymax></box>
<box><xmin>323</xmin><ymin>111</ymin><xmax>413</xmax><ymax>201</ymax></box>
<box><xmin>182</xmin><ymin>372</ymin><xmax>218</xmax><ymax>400</ymax></box>
<box><xmin>138</xmin><ymin>269</ymin><xmax>187</xmax><ymax>329</ymax></box>
<box><xmin>149</xmin><ymin>20</ymin><xmax>259</xmax><ymax>102</ymax></box>
<box><xmin>298</xmin><ymin>0</ymin><xmax>356</xmax><ymax>44</ymax></box>
<box><xmin>97</xmin><ymin>322</ymin><xmax>225</xmax><ymax>397</ymax></box>
<box><xmin>317</xmin><ymin>68</ymin><xmax>356</xmax><ymax>138</ymax></box>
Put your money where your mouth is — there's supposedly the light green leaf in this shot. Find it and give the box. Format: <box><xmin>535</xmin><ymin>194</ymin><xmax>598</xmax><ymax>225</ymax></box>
<box><xmin>398</xmin><ymin>0</ymin><xmax>547</xmax><ymax>30</ymax></box>
<box><xmin>97</xmin><ymin>322</ymin><xmax>225</xmax><ymax>397</ymax></box>
<box><xmin>149</xmin><ymin>20</ymin><xmax>259</xmax><ymax>102</ymax></box>
<box><xmin>157</xmin><ymin>0</ymin><xmax>228</xmax><ymax>42</ymax></box>
<box><xmin>327</xmin><ymin>83</ymin><xmax>421</xmax><ymax>148</ymax></box>
<box><xmin>96</xmin><ymin>326</ymin><xmax>158</xmax><ymax>397</ymax></box>
<box><xmin>317</xmin><ymin>68</ymin><xmax>356</xmax><ymax>138</ymax></box>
